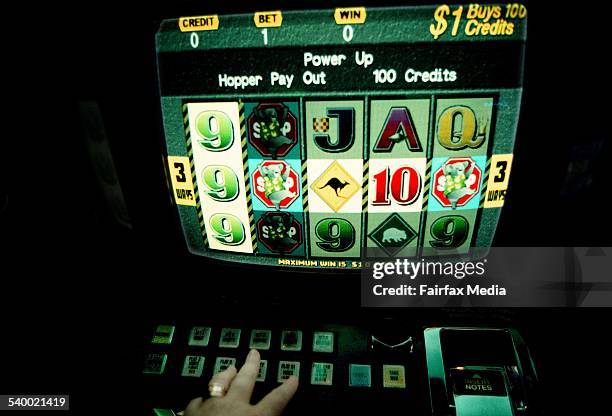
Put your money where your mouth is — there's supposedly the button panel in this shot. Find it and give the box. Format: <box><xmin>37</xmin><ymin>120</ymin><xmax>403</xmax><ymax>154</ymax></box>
<box><xmin>143</xmin><ymin>325</ymin><xmax>409</xmax><ymax>393</ymax></box>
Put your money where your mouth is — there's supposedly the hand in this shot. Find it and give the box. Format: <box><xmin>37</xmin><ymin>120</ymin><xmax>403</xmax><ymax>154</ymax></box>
<box><xmin>184</xmin><ymin>349</ymin><xmax>299</xmax><ymax>416</ymax></box>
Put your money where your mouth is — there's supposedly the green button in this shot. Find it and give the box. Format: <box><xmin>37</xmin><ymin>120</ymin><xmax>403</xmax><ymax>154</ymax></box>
<box><xmin>349</xmin><ymin>364</ymin><xmax>371</xmax><ymax>387</ymax></box>
<box><xmin>181</xmin><ymin>355</ymin><xmax>205</xmax><ymax>377</ymax></box>
<box><xmin>143</xmin><ymin>353</ymin><xmax>167</xmax><ymax>375</ymax></box>
<box><xmin>249</xmin><ymin>329</ymin><xmax>272</xmax><ymax>350</ymax></box>
<box><xmin>311</xmin><ymin>362</ymin><xmax>333</xmax><ymax>386</ymax></box>
<box><xmin>257</xmin><ymin>359</ymin><xmax>268</xmax><ymax>382</ymax></box>
<box><xmin>219</xmin><ymin>328</ymin><xmax>241</xmax><ymax>348</ymax></box>
<box><xmin>214</xmin><ymin>356</ymin><xmax>236</xmax><ymax>374</ymax></box>
<box><xmin>151</xmin><ymin>325</ymin><xmax>175</xmax><ymax>344</ymax></box>
<box><xmin>312</xmin><ymin>332</ymin><xmax>334</xmax><ymax>353</ymax></box>
<box><xmin>188</xmin><ymin>326</ymin><xmax>211</xmax><ymax>347</ymax></box>
<box><xmin>277</xmin><ymin>360</ymin><xmax>300</xmax><ymax>382</ymax></box>
<box><xmin>280</xmin><ymin>330</ymin><xmax>302</xmax><ymax>351</ymax></box>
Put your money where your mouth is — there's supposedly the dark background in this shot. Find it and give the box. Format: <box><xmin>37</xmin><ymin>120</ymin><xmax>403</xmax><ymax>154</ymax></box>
<box><xmin>4</xmin><ymin>0</ymin><xmax>611</xmax><ymax>415</ymax></box>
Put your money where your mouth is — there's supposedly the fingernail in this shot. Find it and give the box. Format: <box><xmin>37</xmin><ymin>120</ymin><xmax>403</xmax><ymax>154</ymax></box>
<box><xmin>248</xmin><ymin>348</ymin><xmax>258</xmax><ymax>358</ymax></box>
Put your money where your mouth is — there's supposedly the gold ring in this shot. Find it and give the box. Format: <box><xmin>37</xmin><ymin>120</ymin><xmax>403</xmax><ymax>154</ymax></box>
<box><xmin>208</xmin><ymin>382</ymin><xmax>226</xmax><ymax>398</ymax></box>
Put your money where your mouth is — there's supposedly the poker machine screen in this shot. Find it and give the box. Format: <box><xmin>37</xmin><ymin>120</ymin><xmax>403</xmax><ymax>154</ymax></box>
<box><xmin>156</xmin><ymin>4</ymin><xmax>526</xmax><ymax>269</ymax></box>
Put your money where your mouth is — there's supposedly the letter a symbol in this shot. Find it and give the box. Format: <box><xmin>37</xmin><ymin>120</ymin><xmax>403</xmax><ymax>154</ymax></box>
<box><xmin>373</xmin><ymin>107</ymin><xmax>422</xmax><ymax>153</ymax></box>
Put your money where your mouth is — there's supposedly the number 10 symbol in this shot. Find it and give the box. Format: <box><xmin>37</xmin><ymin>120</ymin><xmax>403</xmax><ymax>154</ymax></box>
<box><xmin>372</xmin><ymin>166</ymin><xmax>421</xmax><ymax>206</ymax></box>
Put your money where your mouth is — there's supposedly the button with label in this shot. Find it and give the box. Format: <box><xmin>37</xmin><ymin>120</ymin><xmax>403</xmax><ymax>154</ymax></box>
<box><xmin>280</xmin><ymin>330</ymin><xmax>302</xmax><ymax>351</ymax></box>
<box><xmin>249</xmin><ymin>329</ymin><xmax>272</xmax><ymax>350</ymax></box>
<box><xmin>383</xmin><ymin>364</ymin><xmax>406</xmax><ymax>388</ymax></box>
<box><xmin>143</xmin><ymin>353</ymin><xmax>167</xmax><ymax>375</ymax></box>
<box><xmin>189</xmin><ymin>327</ymin><xmax>211</xmax><ymax>347</ymax></box>
<box><xmin>181</xmin><ymin>355</ymin><xmax>205</xmax><ymax>377</ymax></box>
<box><xmin>257</xmin><ymin>359</ymin><xmax>268</xmax><ymax>382</ymax></box>
<box><xmin>219</xmin><ymin>328</ymin><xmax>241</xmax><ymax>348</ymax></box>
<box><xmin>311</xmin><ymin>362</ymin><xmax>333</xmax><ymax>386</ymax></box>
<box><xmin>277</xmin><ymin>361</ymin><xmax>300</xmax><ymax>382</ymax></box>
<box><xmin>151</xmin><ymin>325</ymin><xmax>175</xmax><ymax>344</ymax></box>
<box><xmin>214</xmin><ymin>357</ymin><xmax>237</xmax><ymax>374</ymax></box>
<box><xmin>312</xmin><ymin>332</ymin><xmax>334</xmax><ymax>353</ymax></box>
<box><xmin>349</xmin><ymin>364</ymin><xmax>372</xmax><ymax>387</ymax></box>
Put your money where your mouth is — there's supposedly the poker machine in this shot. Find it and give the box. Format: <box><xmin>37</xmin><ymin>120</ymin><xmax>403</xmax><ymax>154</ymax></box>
<box><xmin>135</xmin><ymin>4</ymin><xmax>543</xmax><ymax>416</ymax></box>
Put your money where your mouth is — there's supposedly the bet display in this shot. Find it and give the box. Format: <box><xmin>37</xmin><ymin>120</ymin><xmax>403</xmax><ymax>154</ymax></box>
<box><xmin>157</xmin><ymin>5</ymin><xmax>526</xmax><ymax>269</ymax></box>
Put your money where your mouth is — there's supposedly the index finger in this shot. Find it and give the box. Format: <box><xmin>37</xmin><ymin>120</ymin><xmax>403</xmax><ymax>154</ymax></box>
<box><xmin>255</xmin><ymin>376</ymin><xmax>299</xmax><ymax>416</ymax></box>
<box><xmin>226</xmin><ymin>349</ymin><xmax>260</xmax><ymax>401</ymax></box>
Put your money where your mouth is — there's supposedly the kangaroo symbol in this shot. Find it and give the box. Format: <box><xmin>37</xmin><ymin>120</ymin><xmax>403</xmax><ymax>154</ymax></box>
<box><xmin>319</xmin><ymin>178</ymin><xmax>350</xmax><ymax>198</ymax></box>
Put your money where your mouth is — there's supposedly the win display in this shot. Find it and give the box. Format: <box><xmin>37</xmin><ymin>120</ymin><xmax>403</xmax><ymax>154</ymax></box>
<box><xmin>157</xmin><ymin>5</ymin><xmax>526</xmax><ymax>268</ymax></box>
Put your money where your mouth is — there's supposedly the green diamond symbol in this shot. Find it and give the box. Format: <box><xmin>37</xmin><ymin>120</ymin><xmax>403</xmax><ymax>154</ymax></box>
<box><xmin>368</xmin><ymin>213</ymin><xmax>417</xmax><ymax>257</ymax></box>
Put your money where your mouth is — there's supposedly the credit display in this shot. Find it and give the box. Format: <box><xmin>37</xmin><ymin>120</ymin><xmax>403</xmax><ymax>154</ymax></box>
<box><xmin>157</xmin><ymin>5</ymin><xmax>527</xmax><ymax>269</ymax></box>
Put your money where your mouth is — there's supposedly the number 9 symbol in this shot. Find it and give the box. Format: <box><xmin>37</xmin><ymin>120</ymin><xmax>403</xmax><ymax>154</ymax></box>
<box><xmin>209</xmin><ymin>213</ymin><xmax>246</xmax><ymax>246</ymax></box>
<box><xmin>429</xmin><ymin>215</ymin><xmax>469</xmax><ymax>248</ymax></box>
<box><xmin>195</xmin><ymin>110</ymin><xmax>234</xmax><ymax>151</ymax></box>
<box><xmin>315</xmin><ymin>218</ymin><xmax>355</xmax><ymax>252</ymax></box>
<box><xmin>202</xmin><ymin>165</ymin><xmax>239</xmax><ymax>202</ymax></box>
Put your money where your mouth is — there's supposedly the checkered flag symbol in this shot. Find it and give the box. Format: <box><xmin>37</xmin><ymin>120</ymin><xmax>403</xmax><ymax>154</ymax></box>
<box><xmin>313</xmin><ymin>117</ymin><xmax>329</xmax><ymax>132</ymax></box>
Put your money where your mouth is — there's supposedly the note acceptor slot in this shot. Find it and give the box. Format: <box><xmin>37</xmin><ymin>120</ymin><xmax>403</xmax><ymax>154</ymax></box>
<box><xmin>424</xmin><ymin>327</ymin><xmax>540</xmax><ymax>416</ymax></box>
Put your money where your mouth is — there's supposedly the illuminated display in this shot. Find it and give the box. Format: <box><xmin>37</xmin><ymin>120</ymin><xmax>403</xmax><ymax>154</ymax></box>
<box><xmin>156</xmin><ymin>5</ymin><xmax>526</xmax><ymax>268</ymax></box>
